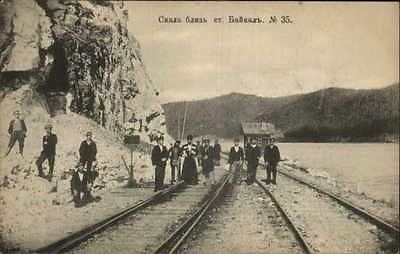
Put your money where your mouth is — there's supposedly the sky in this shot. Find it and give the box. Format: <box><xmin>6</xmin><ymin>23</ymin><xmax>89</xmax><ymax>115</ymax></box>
<box><xmin>125</xmin><ymin>2</ymin><xmax>399</xmax><ymax>103</ymax></box>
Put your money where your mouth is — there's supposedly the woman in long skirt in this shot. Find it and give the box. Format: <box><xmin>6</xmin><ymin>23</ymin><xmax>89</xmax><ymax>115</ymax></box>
<box><xmin>181</xmin><ymin>135</ymin><xmax>198</xmax><ymax>185</ymax></box>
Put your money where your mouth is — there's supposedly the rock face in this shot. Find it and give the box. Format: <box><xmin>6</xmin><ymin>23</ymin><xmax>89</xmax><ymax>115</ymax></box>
<box><xmin>0</xmin><ymin>0</ymin><xmax>166</xmax><ymax>142</ymax></box>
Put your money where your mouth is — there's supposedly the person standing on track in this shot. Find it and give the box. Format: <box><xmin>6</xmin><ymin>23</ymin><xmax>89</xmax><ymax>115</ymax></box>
<box><xmin>213</xmin><ymin>138</ymin><xmax>221</xmax><ymax>166</ymax></box>
<box><xmin>5</xmin><ymin>110</ymin><xmax>27</xmax><ymax>157</ymax></box>
<box><xmin>264</xmin><ymin>137</ymin><xmax>281</xmax><ymax>185</ymax></box>
<box><xmin>36</xmin><ymin>123</ymin><xmax>57</xmax><ymax>181</ymax></box>
<box><xmin>196</xmin><ymin>139</ymin><xmax>203</xmax><ymax>168</ymax></box>
<box><xmin>201</xmin><ymin>137</ymin><xmax>215</xmax><ymax>185</ymax></box>
<box><xmin>181</xmin><ymin>134</ymin><xmax>198</xmax><ymax>185</ymax></box>
<box><xmin>151</xmin><ymin>136</ymin><xmax>169</xmax><ymax>191</ymax></box>
<box><xmin>245</xmin><ymin>137</ymin><xmax>260</xmax><ymax>185</ymax></box>
<box><xmin>169</xmin><ymin>140</ymin><xmax>181</xmax><ymax>183</ymax></box>
<box><xmin>228</xmin><ymin>137</ymin><xmax>244</xmax><ymax>181</ymax></box>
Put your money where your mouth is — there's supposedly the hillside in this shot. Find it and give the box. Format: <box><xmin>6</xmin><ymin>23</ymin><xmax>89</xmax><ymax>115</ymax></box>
<box><xmin>162</xmin><ymin>84</ymin><xmax>399</xmax><ymax>142</ymax></box>
<box><xmin>0</xmin><ymin>1</ymin><xmax>166</xmax><ymax>250</ymax></box>
<box><xmin>257</xmin><ymin>84</ymin><xmax>399</xmax><ymax>141</ymax></box>
<box><xmin>162</xmin><ymin>93</ymin><xmax>299</xmax><ymax>139</ymax></box>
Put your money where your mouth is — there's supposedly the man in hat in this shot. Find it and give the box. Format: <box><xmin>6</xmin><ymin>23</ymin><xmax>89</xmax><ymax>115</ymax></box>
<box><xmin>79</xmin><ymin>131</ymin><xmax>97</xmax><ymax>172</ymax></box>
<box><xmin>228</xmin><ymin>137</ymin><xmax>245</xmax><ymax>182</ymax></box>
<box><xmin>36</xmin><ymin>123</ymin><xmax>57</xmax><ymax>180</ymax></box>
<box><xmin>70</xmin><ymin>163</ymin><xmax>85</xmax><ymax>207</ymax></box>
<box><xmin>151</xmin><ymin>136</ymin><xmax>169</xmax><ymax>191</ymax></box>
<box><xmin>5</xmin><ymin>110</ymin><xmax>27</xmax><ymax>156</ymax></box>
<box><xmin>181</xmin><ymin>134</ymin><xmax>198</xmax><ymax>185</ymax></box>
<box><xmin>213</xmin><ymin>139</ymin><xmax>221</xmax><ymax>166</ymax></box>
<box><xmin>70</xmin><ymin>162</ymin><xmax>99</xmax><ymax>207</ymax></box>
<box><xmin>201</xmin><ymin>137</ymin><xmax>215</xmax><ymax>185</ymax></box>
<box><xmin>196</xmin><ymin>139</ymin><xmax>203</xmax><ymax>168</ymax></box>
<box><xmin>245</xmin><ymin>137</ymin><xmax>261</xmax><ymax>185</ymax></box>
<box><xmin>169</xmin><ymin>140</ymin><xmax>181</xmax><ymax>183</ymax></box>
<box><xmin>264</xmin><ymin>138</ymin><xmax>281</xmax><ymax>185</ymax></box>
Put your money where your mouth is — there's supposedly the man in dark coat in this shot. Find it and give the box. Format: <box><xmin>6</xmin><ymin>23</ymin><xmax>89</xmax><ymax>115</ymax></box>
<box><xmin>152</xmin><ymin>136</ymin><xmax>169</xmax><ymax>191</ymax></box>
<box><xmin>71</xmin><ymin>163</ymin><xmax>99</xmax><ymax>207</ymax></box>
<box><xmin>245</xmin><ymin>137</ymin><xmax>261</xmax><ymax>185</ymax></box>
<box><xmin>169</xmin><ymin>140</ymin><xmax>181</xmax><ymax>183</ymax></box>
<box><xmin>228</xmin><ymin>138</ymin><xmax>245</xmax><ymax>182</ymax></box>
<box><xmin>196</xmin><ymin>139</ymin><xmax>203</xmax><ymax>167</ymax></box>
<box><xmin>36</xmin><ymin>123</ymin><xmax>57</xmax><ymax>181</ymax></box>
<box><xmin>201</xmin><ymin>138</ymin><xmax>215</xmax><ymax>185</ymax></box>
<box><xmin>5</xmin><ymin>110</ymin><xmax>27</xmax><ymax>156</ymax></box>
<box><xmin>213</xmin><ymin>139</ymin><xmax>221</xmax><ymax>166</ymax></box>
<box><xmin>70</xmin><ymin>164</ymin><xmax>86</xmax><ymax>207</ymax></box>
<box><xmin>181</xmin><ymin>134</ymin><xmax>198</xmax><ymax>185</ymax></box>
<box><xmin>264</xmin><ymin>138</ymin><xmax>281</xmax><ymax>185</ymax></box>
<box><xmin>79</xmin><ymin>131</ymin><xmax>97</xmax><ymax>172</ymax></box>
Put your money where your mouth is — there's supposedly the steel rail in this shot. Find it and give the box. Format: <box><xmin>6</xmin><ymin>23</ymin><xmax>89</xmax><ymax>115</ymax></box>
<box><xmin>255</xmin><ymin>179</ymin><xmax>314</xmax><ymax>254</ymax></box>
<box><xmin>277</xmin><ymin>170</ymin><xmax>400</xmax><ymax>238</ymax></box>
<box><xmin>154</xmin><ymin>172</ymin><xmax>233</xmax><ymax>254</ymax></box>
<box><xmin>34</xmin><ymin>182</ymin><xmax>185</xmax><ymax>254</ymax></box>
<box><xmin>221</xmin><ymin>152</ymin><xmax>399</xmax><ymax>238</ymax></box>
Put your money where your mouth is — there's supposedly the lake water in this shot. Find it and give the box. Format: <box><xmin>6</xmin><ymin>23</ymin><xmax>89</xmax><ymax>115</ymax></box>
<box><xmin>220</xmin><ymin>141</ymin><xmax>399</xmax><ymax>207</ymax></box>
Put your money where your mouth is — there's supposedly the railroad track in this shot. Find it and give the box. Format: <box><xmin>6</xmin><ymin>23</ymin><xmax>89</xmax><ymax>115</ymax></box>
<box><xmin>177</xmin><ymin>170</ymin><xmax>311</xmax><ymax>254</ymax></box>
<box><xmin>153</xmin><ymin>172</ymin><xmax>233</xmax><ymax>254</ymax></box>
<box><xmin>35</xmin><ymin>182</ymin><xmax>185</xmax><ymax>253</ymax></box>
<box><xmin>221</xmin><ymin>152</ymin><xmax>399</xmax><ymax>239</ymax></box>
<box><xmin>255</xmin><ymin>178</ymin><xmax>314</xmax><ymax>254</ymax></box>
<box><xmin>34</xmin><ymin>168</ymin><xmax>232</xmax><ymax>254</ymax></box>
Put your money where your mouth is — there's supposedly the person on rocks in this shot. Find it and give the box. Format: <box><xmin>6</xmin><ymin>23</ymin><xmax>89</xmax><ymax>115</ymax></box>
<box><xmin>70</xmin><ymin>163</ymin><xmax>86</xmax><ymax>207</ymax></box>
<box><xmin>151</xmin><ymin>136</ymin><xmax>169</xmax><ymax>191</ymax></box>
<box><xmin>79</xmin><ymin>131</ymin><xmax>97</xmax><ymax>172</ymax></box>
<box><xmin>201</xmin><ymin>137</ymin><xmax>215</xmax><ymax>185</ymax></box>
<box><xmin>5</xmin><ymin>110</ymin><xmax>27</xmax><ymax>157</ymax></box>
<box><xmin>169</xmin><ymin>140</ymin><xmax>181</xmax><ymax>184</ymax></box>
<box><xmin>264</xmin><ymin>138</ymin><xmax>281</xmax><ymax>185</ymax></box>
<box><xmin>70</xmin><ymin>162</ymin><xmax>100</xmax><ymax>207</ymax></box>
<box><xmin>36</xmin><ymin>124</ymin><xmax>57</xmax><ymax>181</ymax></box>
<box><xmin>245</xmin><ymin>137</ymin><xmax>261</xmax><ymax>185</ymax></box>
<box><xmin>213</xmin><ymin>139</ymin><xmax>221</xmax><ymax>166</ymax></box>
<box><xmin>181</xmin><ymin>135</ymin><xmax>198</xmax><ymax>185</ymax></box>
<box><xmin>228</xmin><ymin>138</ymin><xmax>245</xmax><ymax>182</ymax></box>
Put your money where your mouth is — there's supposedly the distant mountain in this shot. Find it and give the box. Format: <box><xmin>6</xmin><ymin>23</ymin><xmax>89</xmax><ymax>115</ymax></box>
<box><xmin>162</xmin><ymin>92</ymin><xmax>300</xmax><ymax>139</ymax></box>
<box><xmin>162</xmin><ymin>84</ymin><xmax>399</xmax><ymax>142</ymax></box>
<box><xmin>257</xmin><ymin>84</ymin><xmax>399</xmax><ymax>141</ymax></box>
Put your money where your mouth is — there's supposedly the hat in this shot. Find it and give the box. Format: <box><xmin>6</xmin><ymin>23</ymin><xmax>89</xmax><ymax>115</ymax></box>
<box><xmin>203</xmin><ymin>137</ymin><xmax>210</xmax><ymax>142</ymax></box>
<box><xmin>44</xmin><ymin>123</ymin><xmax>53</xmax><ymax>130</ymax></box>
<box><xmin>187</xmin><ymin>134</ymin><xmax>193</xmax><ymax>140</ymax></box>
<box><xmin>86</xmin><ymin>131</ymin><xmax>93</xmax><ymax>137</ymax></box>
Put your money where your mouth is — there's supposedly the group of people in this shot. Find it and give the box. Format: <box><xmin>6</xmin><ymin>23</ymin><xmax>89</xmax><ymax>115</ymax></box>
<box><xmin>5</xmin><ymin>110</ymin><xmax>99</xmax><ymax>207</ymax></box>
<box><xmin>151</xmin><ymin>135</ymin><xmax>221</xmax><ymax>192</ymax></box>
<box><xmin>6</xmin><ymin>110</ymin><xmax>281</xmax><ymax>206</ymax></box>
<box><xmin>229</xmin><ymin>136</ymin><xmax>281</xmax><ymax>185</ymax></box>
<box><xmin>151</xmin><ymin>134</ymin><xmax>281</xmax><ymax>192</ymax></box>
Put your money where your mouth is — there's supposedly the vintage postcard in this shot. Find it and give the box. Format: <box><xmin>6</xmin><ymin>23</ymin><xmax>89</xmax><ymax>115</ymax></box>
<box><xmin>0</xmin><ymin>1</ymin><xmax>399</xmax><ymax>253</ymax></box>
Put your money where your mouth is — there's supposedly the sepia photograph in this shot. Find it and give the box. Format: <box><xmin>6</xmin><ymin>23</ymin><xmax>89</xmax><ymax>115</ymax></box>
<box><xmin>0</xmin><ymin>1</ymin><xmax>399</xmax><ymax>253</ymax></box>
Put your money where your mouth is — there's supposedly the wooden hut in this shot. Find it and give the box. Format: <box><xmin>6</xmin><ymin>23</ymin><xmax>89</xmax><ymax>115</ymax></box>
<box><xmin>241</xmin><ymin>122</ymin><xmax>279</xmax><ymax>148</ymax></box>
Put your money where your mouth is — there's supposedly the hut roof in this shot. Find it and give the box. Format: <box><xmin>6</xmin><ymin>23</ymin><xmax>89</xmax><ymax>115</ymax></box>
<box><xmin>241</xmin><ymin>122</ymin><xmax>276</xmax><ymax>135</ymax></box>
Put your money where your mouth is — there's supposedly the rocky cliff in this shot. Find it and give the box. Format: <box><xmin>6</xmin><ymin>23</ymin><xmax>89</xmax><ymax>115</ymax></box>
<box><xmin>0</xmin><ymin>1</ymin><xmax>168</xmax><ymax>250</ymax></box>
<box><xmin>0</xmin><ymin>0</ymin><xmax>165</xmax><ymax>142</ymax></box>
